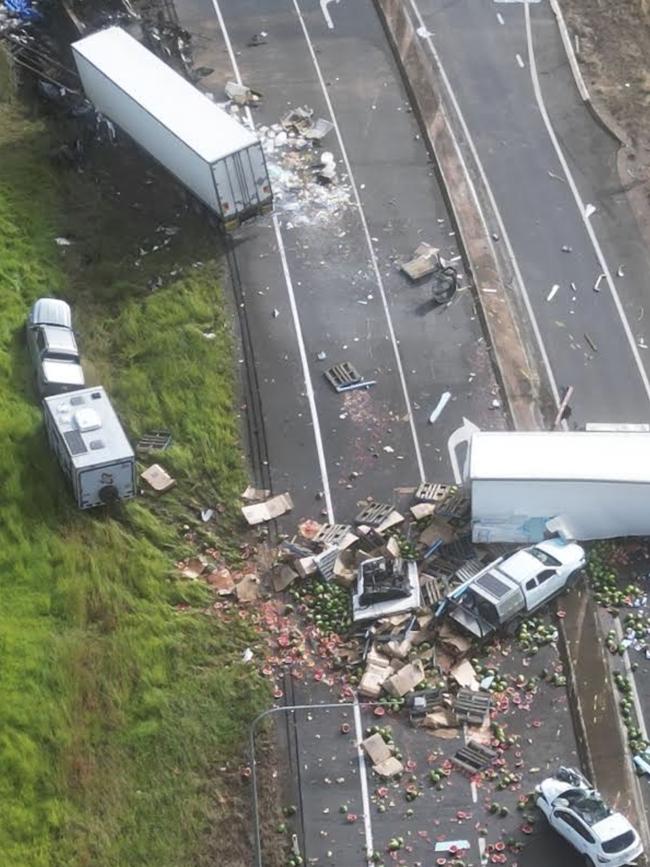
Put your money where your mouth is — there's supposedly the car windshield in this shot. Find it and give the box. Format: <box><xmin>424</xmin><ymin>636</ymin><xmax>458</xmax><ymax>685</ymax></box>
<box><xmin>602</xmin><ymin>830</ymin><xmax>635</xmax><ymax>854</ymax></box>
<box><xmin>529</xmin><ymin>547</ymin><xmax>561</xmax><ymax>567</ymax></box>
<box><xmin>46</xmin><ymin>352</ymin><xmax>78</xmax><ymax>362</ymax></box>
<box><xmin>563</xmin><ymin>789</ymin><xmax>611</xmax><ymax>826</ymax></box>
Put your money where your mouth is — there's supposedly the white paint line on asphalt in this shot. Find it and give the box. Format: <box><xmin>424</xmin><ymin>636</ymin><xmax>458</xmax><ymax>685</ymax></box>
<box><xmin>291</xmin><ymin>0</ymin><xmax>427</xmax><ymax>484</ymax></box>
<box><xmin>515</xmin><ymin>52</ymin><xmax>525</xmax><ymax>67</ymax></box>
<box><xmin>211</xmin><ymin>0</ymin><xmax>335</xmax><ymax>523</ymax></box>
<box><xmin>320</xmin><ymin>0</ymin><xmax>339</xmax><ymax>29</ymax></box>
<box><xmin>496</xmin><ymin>12</ymin><xmax>505</xmax><ymax>25</ymax></box>
<box><xmin>525</xmin><ymin>2</ymin><xmax>650</xmax><ymax>406</ymax></box>
<box><xmin>407</xmin><ymin>0</ymin><xmax>562</xmax><ymax>411</ymax></box>
<box><xmin>353</xmin><ymin>698</ymin><xmax>376</xmax><ymax>867</ymax></box>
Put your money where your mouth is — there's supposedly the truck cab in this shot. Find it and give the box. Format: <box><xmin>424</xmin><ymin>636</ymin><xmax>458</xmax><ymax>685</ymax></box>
<box><xmin>438</xmin><ymin>538</ymin><xmax>586</xmax><ymax>638</ymax></box>
<box><xmin>27</xmin><ymin>298</ymin><xmax>85</xmax><ymax>397</ymax></box>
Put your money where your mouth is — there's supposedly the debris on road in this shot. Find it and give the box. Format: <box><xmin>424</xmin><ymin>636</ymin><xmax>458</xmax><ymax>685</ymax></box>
<box><xmin>452</xmin><ymin>739</ymin><xmax>497</xmax><ymax>773</ymax></box>
<box><xmin>314</xmin><ymin>150</ymin><xmax>336</xmax><ymax>184</ymax></box>
<box><xmin>141</xmin><ymin>463</ymin><xmax>176</xmax><ymax>493</ymax></box>
<box><xmin>362</xmin><ymin>731</ymin><xmax>404</xmax><ymax>777</ymax></box>
<box><xmin>594</xmin><ymin>272</ymin><xmax>605</xmax><ymax>291</ymax></box>
<box><xmin>246</xmin><ymin>32</ymin><xmax>268</xmax><ymax>47</ymax></box>
<box><xmin>136</xmin><ymin>429</ymin><xmax>172</xmax><ymax>454</ymax></box>
<box><xmin>241</xmin><ymin>492</ymin><xmax>293</xmax><ymax>524</ymax></box>
<box><xmin>429</xmin><ymin>391</ymin><xmax>451</xmax><ymax>424</ymax></box>
<box><xmin>546</xmin><ymin>284</ymin><xmax>559</xmax><ymax>302</ymax></box>
<box><xmin>324</xmin><ymin>362</ymin><xmax>376</xmax><ymax>393</ymax></box>
<box><xmin>241</xmin><ymin>485</ymin><xmax>271</xmax><ymax>501</ymax></box>
<box><xmin>225</xmin><ymin>80</ymin><xmax>262</xmax><ymax>106</ymax></box>
<box><xmin>400</xmin><ymin>241</ymin><xmax>439</xmax><ymax>281</ymax></box>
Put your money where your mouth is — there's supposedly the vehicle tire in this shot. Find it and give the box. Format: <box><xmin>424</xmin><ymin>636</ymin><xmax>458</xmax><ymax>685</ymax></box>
<box><xmin>582</xmin><ymin>855</ymin><xmax>596</xmax><ymax>867</ymax></box>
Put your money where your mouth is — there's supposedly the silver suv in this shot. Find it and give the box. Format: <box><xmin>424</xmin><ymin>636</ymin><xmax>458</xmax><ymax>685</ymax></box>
<box><xmin>26</xmin><ymin>298</ymin><xmax>85</xmax><ymax>397</ymax></box>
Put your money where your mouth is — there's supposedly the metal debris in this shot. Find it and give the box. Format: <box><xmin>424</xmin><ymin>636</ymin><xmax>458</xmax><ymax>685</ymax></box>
<box><xmin>324</xmin><ymin>362</ymin><xmax>375</xmax><ymax>393</ymax></box>
<box><xmin>401</xmin><ymin>242</ymin><xmax>439</xmax><ymax>281</ymax></box>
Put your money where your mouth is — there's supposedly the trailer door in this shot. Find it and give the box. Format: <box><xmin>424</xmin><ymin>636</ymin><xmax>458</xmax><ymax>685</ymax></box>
<box><xmin>212</xmin><ymin>145</ymin><xmax>271</xmax><ymax>224</ymax></box>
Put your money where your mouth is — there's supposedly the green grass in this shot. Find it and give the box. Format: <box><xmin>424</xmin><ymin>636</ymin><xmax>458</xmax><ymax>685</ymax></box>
<box><xmin>0</xmin><ymin>55</ymin><xmax>268</xmax><ymax>867</ymax></box>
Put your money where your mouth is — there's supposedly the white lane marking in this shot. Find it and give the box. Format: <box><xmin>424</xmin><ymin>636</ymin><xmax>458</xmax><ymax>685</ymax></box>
<box><xmin>291</xmin><ymin>0</ymin><xmax>426</xmax><ymax>484</ymax></box>
<box><xmin>496</xmin><ymin>12</ymin><xmax>505</xmax><ymax>24</ymax></box>
<box><xmin>515</xmin><ymin>52</ymin><xmax>525</xmax><ymax>67</ymax></box>
<box><xmin>211</xmin><ymin>0</ymin><xmax>335</xmax><ymax>522</ymax></box>
<box><xmin>447</xmin><ymin>417</ymin><xmax>479</xmax><ymax>483</ymax></box>
<box><xmin>353</xmin><ymin>698</ymin><xmax>375</xmax><ymax>866</ymax></box>
<box><xmin>320</xmin><ymin>0</ymin><xmax>339</xmax><ymax>29</ymax></box>
<box><xmin>525</xmin><ymin>2</ymin><xmax>650</xmax><ymax>404</ymax></box>
<box><xmin>408</xmin><ymin>0</ymin><xmax>562</xmax><ymax>411</ymax></box>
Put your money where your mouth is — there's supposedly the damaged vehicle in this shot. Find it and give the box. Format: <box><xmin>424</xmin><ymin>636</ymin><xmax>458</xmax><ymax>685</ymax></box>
<box><xmin>352</xmin><ymin>556</ymin><xmax>420</xmax><ymax>623</ymax></box>
<box><xmin>436</xmin><ymin>538</ymin><xmax>585</xmax><ymax>638</ymax></box>
<box><xmin>536</xmin><ymin>767</ymin><xmax>643</xmax><ymax>867</ymax></box>
<box><xmin>26</xmin><ymin>298</ymin><xmax>85</xmax><ymax>397</ymax></box>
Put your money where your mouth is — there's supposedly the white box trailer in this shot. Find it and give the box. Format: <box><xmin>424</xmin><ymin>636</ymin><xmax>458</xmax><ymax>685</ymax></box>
<box><xmin>467</xmin><ymin>431</ymin><xmax>650</xmax><ymax>543</ymax></box>
<box><xmin>43</xmin><ymin>386</ymin><xmax>136</xmax><ymax>509</ymax></box>
<box><xmin>72</xmin><ymin>27</ymin><xmax>272</xmax><ymax>229</ymax></box>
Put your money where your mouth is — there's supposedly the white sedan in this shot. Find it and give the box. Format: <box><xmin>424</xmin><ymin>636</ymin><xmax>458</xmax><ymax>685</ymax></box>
<box><xmin>536</xmin><ymin>768</ymin><xmax>643</xmax><ymax>867</ymax></box>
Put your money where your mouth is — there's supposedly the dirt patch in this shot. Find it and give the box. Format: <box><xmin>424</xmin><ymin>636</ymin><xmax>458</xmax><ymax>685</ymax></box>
<box><xmin>561</xmin><ymin>0</ymin><xmax>650</xmax><ymax>239</ymax></box>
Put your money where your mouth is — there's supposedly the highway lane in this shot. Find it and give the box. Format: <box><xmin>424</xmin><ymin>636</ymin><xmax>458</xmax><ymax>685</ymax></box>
<box><xmin>259</xmin><ymin>629</ymin><xmax>584</xmax><ymax>867</ymax></box>
<box><xmin>176</xmin><ymin>0</ymin><xmax>505</xmax><ymax>521</ymax></box>
<box><xmin>410</xmin><ymin>0</ymin><xmax>650</xmax><ymax>427</ymax></box>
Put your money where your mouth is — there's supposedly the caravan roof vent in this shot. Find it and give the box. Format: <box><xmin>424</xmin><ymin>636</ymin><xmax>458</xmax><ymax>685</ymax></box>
<box><xmin>74</xmin><ymin>408</ymin><xmax>102</xmax><ymax>433</ymax></box>
<box><xmin>89</xmin><ymin>439</ymin><xmax>105</xmax><ymax>450</ymax></box>
<box><xmin>70</xmin><ymin>395</ymin><xmax>85</xmax><ymax>406</ymax></box>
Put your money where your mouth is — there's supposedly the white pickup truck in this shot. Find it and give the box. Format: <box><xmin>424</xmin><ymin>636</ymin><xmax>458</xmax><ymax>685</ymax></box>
<box><xmin>437</xmin><ymin>538</ymin><xmax>586</xmax><ymax>639</ymax></box>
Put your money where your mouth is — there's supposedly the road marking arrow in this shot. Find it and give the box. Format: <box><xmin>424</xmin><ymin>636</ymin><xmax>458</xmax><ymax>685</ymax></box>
<box><xmin>320</xmin><ymin>0</ymin><xmax>340</xmax><ymax>29</ymax></box>
<box><xmin>447</xmin><ymin>417</ymin><xmax>479</xmax><ymax>484</ymax></box>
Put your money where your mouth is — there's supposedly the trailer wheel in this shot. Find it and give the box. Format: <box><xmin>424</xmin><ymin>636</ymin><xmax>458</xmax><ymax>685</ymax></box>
<box><xmin>99</xmin><ymin>484</ymin><xmax>119</xmax><ymax>504</ymax></box>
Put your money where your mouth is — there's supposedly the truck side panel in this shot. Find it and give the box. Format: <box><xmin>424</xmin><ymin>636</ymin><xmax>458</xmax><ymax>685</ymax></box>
<box><xmin>73</xmin><ymin>52</ymin><xmax>219</xmax><ymax>213</ymax></box>
<box><xmin>471</xmin><ymin>478</ymin><xmax>650</xmax><ymax>543</ymax></box>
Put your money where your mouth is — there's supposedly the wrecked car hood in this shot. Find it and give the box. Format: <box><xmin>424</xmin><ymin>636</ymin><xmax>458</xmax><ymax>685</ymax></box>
<box><xmin>538</xmin><ymin>777</ymin><xmax>574</xmax><ymax>803</ymax></box>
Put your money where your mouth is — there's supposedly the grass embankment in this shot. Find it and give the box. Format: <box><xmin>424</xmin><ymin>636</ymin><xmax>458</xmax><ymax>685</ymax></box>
<box><xmin>0</xmin><ymin>51</ymin><xmax>267</xmax><ymax>867</ymax></box>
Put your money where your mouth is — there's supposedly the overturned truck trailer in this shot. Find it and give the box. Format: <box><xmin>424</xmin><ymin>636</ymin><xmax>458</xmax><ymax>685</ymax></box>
<box><xmin>466</xmin><ymin>431</ymin><xmax>650</xmax><ymax>543</ymax></box>
<box><xmin>72</xmin><ymin>27</ymin><xmax>272</xmax><ymax>230</ymax></box>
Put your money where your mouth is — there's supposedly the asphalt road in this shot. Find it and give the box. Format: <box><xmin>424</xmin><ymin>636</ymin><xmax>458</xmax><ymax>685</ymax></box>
<box><xmin>260</xmin><ymin>625</ymin><xmax>583</xmax><ymax>867</ymax></box>
<box><xmin>163</xmin><ymin>0</ymin><xmax>645</xmax><ymax>864</ymax></box>
<box><xmin>410</xmin><ymin>0</ymin><xmax>650</xmax><ymax>834</ymax></box>
<box><xmin>411</xmin><ymin>0</ymin><xmax>650</xmax><ymax>427</ymax></box>
<box><xmin>177</xmin><ymin>0</ymin><xmax>506</xmax><ymax>522</ymax></box>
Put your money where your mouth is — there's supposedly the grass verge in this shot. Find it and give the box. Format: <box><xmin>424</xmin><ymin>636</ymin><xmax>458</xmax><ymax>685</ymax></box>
<box><xmin>0</xmin><ymin>50</ymin><xmax>268</xmax><ymax>867</ymax></box>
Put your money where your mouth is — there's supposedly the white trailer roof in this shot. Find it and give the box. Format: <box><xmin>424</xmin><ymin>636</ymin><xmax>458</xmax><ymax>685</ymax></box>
<box><xmin>72</xmin><ymin>27</ymin><xmax>257</xmax><ymax>163</ymax></box>
<box><xmin>44</xmin><ymin>386</ymin><xmax>134</xmax><ymax>470</ymax></box>
<box><xmin>468</xmin><ymin>431</ymin><xmax>650</xmax><ymax>484</ymax></box>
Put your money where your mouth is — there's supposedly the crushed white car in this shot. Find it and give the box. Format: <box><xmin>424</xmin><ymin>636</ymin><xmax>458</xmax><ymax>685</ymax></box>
<box><xmin>536</xmin><ymin>767</ymin><xmax>643</xmax><ymax>867</ymax></box>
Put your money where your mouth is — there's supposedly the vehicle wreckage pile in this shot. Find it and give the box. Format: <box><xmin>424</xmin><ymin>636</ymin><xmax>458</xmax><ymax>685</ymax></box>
<box><xmin>236</xmin><ymin>484</ymin><xmax>568</xmax><ymax>720</ymax></box>
<box><xmin>208</xmin><ymin>484</ymin><xmax>589</xmax><ymax>864</ymax></box>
